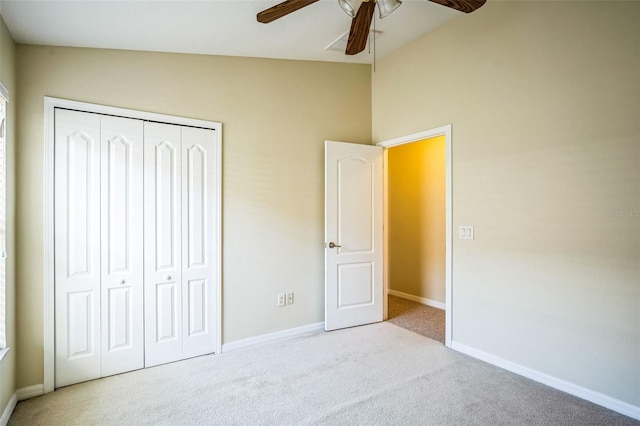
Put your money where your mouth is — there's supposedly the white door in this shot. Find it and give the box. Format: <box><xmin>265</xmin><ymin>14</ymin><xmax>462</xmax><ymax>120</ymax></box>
<box><xmin>100</xmin><ymin>116</ymin><xmax>144</xmax><ymax>376</ymax></box>
<box><xmin>55</xmin><ymin>110</ymin><xmax>102</xmax><ymax>387</ymax></box>
<box><xmin>55</xmin><ymin>110</ymin><xmax>145</xmax><ymax>387</ymax></box>
<box><xmin>181</xmin><ymin>127</ymin><xmax>217</xmax><ymax>359</ymax></box>
<box><xmin>144</xmin><ymin>123</ymin><xmax>217</xmax><ymax>366</ymax></box>
<box><xmin>144</xmin><ymin>122</ymin><xmax>183</xmax><ymax>367</ymax></box>
<box><xmin>54</xmin><ymin>105</ymin><xmax>220</xmax><ymax>386</ymax></box>
<box><xmin>324</xmin><ymin>141</ymin><xmax>384</xmax><ymax>331</ymax></box>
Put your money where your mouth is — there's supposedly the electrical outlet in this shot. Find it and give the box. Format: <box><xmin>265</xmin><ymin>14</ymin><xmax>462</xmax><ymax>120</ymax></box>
<box><xmin>277</xmin><ymin>293</ymin><xmax>286</xmax><ymax>307</ymax></box>
<box><xmin>286</xmin><ymin>292</ymin><xmax>294</xmax><ymax>305</ymax></box>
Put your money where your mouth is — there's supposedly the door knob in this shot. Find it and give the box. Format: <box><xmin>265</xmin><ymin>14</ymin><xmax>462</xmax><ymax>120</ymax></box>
<box><xmin>166</xmin><ymin>275</ymin><xmax>172</xmax><ymax>281</ymax></box>
<box><xmin>328</xmin><ymin>242</ymin><xmax>341</xmax><ymax>249</ymax></box>
<box><xmin>120</xmin><ymin>279</ymin><xmax>126</xmax><ymax>285</ymax></box>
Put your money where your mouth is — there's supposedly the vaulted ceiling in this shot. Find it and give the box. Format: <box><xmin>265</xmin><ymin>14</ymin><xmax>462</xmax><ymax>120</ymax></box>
<box><xmin>0</xmin><ymin>0</ymin><xmax>462</xmax><ymax>64</ymax></box>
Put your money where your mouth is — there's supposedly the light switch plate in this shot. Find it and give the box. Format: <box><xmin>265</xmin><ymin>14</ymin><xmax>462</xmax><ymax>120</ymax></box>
<box><xmin>459</xmin><ymin>226</ymin><xmax>474</xmax><ymax>240</ymax></box>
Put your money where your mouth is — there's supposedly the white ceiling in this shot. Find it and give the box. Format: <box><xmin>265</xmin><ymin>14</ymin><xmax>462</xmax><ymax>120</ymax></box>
<box><xmin>0</xmin><ymin>0</ymin><xmax>461</xmax><ymax>64</ymax></box>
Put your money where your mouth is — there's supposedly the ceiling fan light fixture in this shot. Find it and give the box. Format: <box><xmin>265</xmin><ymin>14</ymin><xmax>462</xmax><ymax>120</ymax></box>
<box><xmin>377</xmin><ymin>0</ymin><xmax>402</xmax><ymax>19</ymax></box>
<box><xmin>338</xmin><ymin>0</ymin><xmax>363</xmax><ymax>18</ymax></box>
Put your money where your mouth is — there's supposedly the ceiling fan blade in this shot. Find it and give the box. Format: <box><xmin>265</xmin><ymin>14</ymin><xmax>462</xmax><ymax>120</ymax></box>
<box><xmin>427</xmin><ymin>0</ymin><xmax>486</xmax><ymax>13</ymax></box>
<box><xmin>345</xmin><ymin>1</ymin><xmax>376</xmax><ymax>55</ymax></box>
<box><xmin>257</xmin><ymin>0</ymin><xmax>319</xmax><ymax>23</ymax></box>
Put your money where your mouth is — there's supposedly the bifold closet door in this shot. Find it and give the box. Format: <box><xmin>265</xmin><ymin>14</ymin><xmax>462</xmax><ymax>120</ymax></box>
<box><xmin>180</xmin><ymin>127</ymin><xmax>217</xmax><ymax>359</ymax></box>
<box><xmin>54</xmin><ymin>110</ymin><xmax>144</xmax><ymax>387</ymax></box>
<box><xmin>100</xmin><ymin>116</ymin><xmax>144</xmax><ymax>377</ymax></box>
<box><xmin>144</xmin><ymin>122</ymin><xmax>183</xmax><ymax>367</ymax></box>
<box><xmin>144</xmin><ymin>122</ymin><xmax>217</xmax><ymax>367</ymax></box>
<box><xmin>55</xmin><ymin>110</ymin><xmax>101</xmax><ymax>387</ymax></box>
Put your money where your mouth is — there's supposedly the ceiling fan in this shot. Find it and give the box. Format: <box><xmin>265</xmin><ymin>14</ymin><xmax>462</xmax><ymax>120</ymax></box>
<box><xmin>257</xmin><ymin>0</ymin><xmax>486</xmax><ymax>56</ymax></box>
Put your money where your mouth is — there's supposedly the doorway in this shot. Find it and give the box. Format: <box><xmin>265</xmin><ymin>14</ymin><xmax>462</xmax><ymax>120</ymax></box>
<box><xmin>378</xmin><ymin>125</ymin><xmax>452</xmax><ymax>347</ymax></box>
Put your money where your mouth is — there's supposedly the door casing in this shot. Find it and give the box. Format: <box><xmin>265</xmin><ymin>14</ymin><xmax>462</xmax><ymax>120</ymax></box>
<box><xmin>377</xmin><ymin>125</ymin><xmax>452</xmax><ymax>347</ymax></box>
<box><xmin>43</xmin><ymin>97</ymin><xmax>222</xmax><ymax>393</ymax></box>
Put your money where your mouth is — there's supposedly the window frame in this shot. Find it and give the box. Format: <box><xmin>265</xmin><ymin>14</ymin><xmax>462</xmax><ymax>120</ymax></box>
<box><xmin>0</xmin><ymin>81</ymin><xmax>9</xmax><ymax>351</ymax></box>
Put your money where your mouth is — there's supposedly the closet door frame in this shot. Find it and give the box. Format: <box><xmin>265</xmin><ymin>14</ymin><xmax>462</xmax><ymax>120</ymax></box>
<box><xmin>43</xmin><ymin>97</ymin><xmax>222</xmax><ymax>393</ymax></box>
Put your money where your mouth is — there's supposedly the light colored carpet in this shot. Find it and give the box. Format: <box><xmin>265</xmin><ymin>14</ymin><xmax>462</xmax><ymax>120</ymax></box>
<box><xmin>10</xmin><ymin>322</ymin><xmax>638</xmax><ymax>425</ymax></box>
<box><xmin>387</xmin><ymin>295</ymin><xmax>445</xmax><ymax>343</ymax></box>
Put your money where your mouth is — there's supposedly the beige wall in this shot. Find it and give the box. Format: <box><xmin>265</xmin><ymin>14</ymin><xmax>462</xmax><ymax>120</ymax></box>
<box><xmin>0</xmin><ymin>16</ymin><xmax>16</xmax><ymax>413</ymax></box>
<box><xmin>372</xmin><ymin>1</ymin><xmax>639</xmax><ymax>406</ymax></box>
<box><xmin>10</xmin><ymin>0</ymin><xmax>640</xmax><ymax>412</ymax></box>
<box><xmin>16</xmin><ymin>46</ymin><xmax>371</xmax><ymax>388</ymax></box>
<box><xmin>388</xmin><ymin>136</ymin><xmax>445</xmax><ymax>303</ymax></box>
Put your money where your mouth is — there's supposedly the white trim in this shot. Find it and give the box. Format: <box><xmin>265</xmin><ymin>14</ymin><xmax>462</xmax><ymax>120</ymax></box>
<box><xmin>43</xmin><ymin>97</ymin><xmax>223</xmax><ymax>393</ymax></box>
<box><xmin>388</xmin><ymin>289</ymin><xmax>445</xmax><ymax>310</ymax></box>
<box><xmin>0</xmin><ymin>392</ymin><xmax>16</xmax><ymax>426</ymax></box>
<box><xmin>382</xmin><ymin>149</ymin><xmax>389</xmax><ymax>321</ymax></box>
<box><xmin>0</xmin><ymin>348</ymin><xmax>9</xmax><ymax>363</ymax></box>
<box><xmin>377</xmin><ymin>124</ymin><xmax>453</xmax><ymax>348</ymax></box>
<box><xmin>16</xmin><ymin>384</ymin><xmax>44</xmax><ymax>401</ymax></box>
<box><xmin>44</xmin><ymin>97</ymin><xmax>218</xmax><ymax>130</ymax></box>
<box><xmin>43</xmin><ymin>99</ymin><xmax>55</xmax><ymax>394</ymax></box>
<box><xmin>222</xmin><ymin>322</ymin><xmax>324</xmax><ymax>353</ymax></box>
<box><xmin>213</xmin><ymin>125</ymin><xmax>223</xmax><ymax>356</ymax></box>
<box><xmin>451</xmin><ymin>342</ymin><xmax>640</xmax><ymax>421</ymax></box>
<box><xmin>377</xmin><ymin>125</ymin><xmax>451</xmax><ymax>149</ymax></box>
<box><xmin>16</xmin><ymin>384</ymin><xmax>45</xmax><ymax>401</ymax></box>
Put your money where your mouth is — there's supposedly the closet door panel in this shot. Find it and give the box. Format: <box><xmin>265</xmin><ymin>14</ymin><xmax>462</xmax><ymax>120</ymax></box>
<box><xmin>155</xmin><ymin>282</ymin><xmax>179</xmax><ymax>342</ymax></box>
<box><xmin>144</xmin><ymin>122</ymin><xmax>183</xmax><ymax>367</ymax></box>
<box><xmin>100</xmin><ymin>116</ymin><xmax>144</xmax><ymax>377</ymax></box>
<box><xmin>54</xmin><ymin>109</ymin><xmax>102</xmax><ymax>387</ymax></box>
<box><xmin>181</xmin><ymin>127</ymin><xmax>217</xmax><ymax>358</ymax></box>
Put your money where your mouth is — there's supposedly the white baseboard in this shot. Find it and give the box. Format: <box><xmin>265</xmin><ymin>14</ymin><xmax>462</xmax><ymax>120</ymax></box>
<box><xmin>16</xmin><ymin>384</ymin><xmax>44</xmax><ymax>401</ymax></box>
<box><xmin>451</xmin><ymin>341</ymin><xmax>640</xmax><ymax>421</ymax></box>
<box><xmin>0</xmin><ymin>393</ymin><xmax>16</xmax><ymax>426</ymax></box>
<box><xmin>222</xmin><ymin>322</ymin><xmax>324</xmax><ymax>353</ymax></box>
<box><xmin>388</xmin><ymin>289</ymin><xmax>445</xmax><ymax>310</ymax></box>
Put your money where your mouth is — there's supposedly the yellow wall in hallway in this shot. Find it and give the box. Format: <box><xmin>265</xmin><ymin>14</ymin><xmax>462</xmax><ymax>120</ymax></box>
<box><xmin>388</xmin><ymin>136</ymin><xmax>446</xmax><ymax>303</ymax></box>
